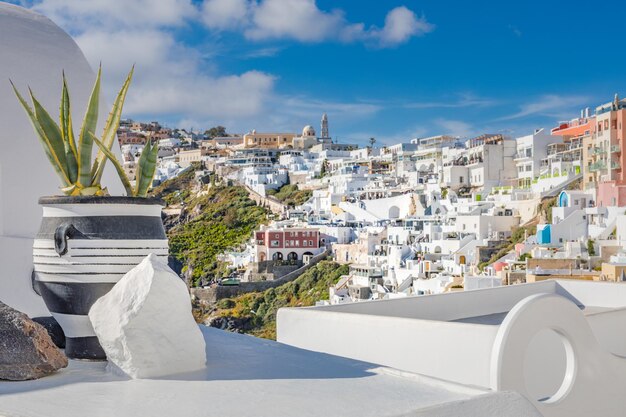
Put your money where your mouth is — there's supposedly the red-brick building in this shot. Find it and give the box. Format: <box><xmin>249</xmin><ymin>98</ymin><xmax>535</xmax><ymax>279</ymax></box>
<box><xmin>255</xmin><ymin>227</ymin><xmax>324</xmax><ymax>262</ymax></box>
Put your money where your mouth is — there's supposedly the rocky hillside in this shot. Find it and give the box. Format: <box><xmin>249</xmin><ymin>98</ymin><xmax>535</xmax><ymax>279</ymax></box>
<box><xmin>151</xmin><ymin>170</ymin><xmax>268</xmax><ymax>286</ymax></box>
<box><xmin>198</xmin><ymin>261</ymin><xmax>349</xmax><ymax>339</ymax></box>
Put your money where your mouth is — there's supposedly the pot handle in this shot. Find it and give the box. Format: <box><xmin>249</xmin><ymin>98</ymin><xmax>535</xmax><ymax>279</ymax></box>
<box><xmin>54</xmin><ymin>223</ymin><xmax>77</xmax><ymax>256</ymax></box>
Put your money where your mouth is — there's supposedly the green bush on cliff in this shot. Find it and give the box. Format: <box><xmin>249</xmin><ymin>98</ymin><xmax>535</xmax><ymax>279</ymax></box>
<box><xmin>212</xmin><ymin>261</ymin><xmax>349</xmax><ymax>339</ymax></box>
<box><xmin>266</xmin><ymin>184</ymin><xmax>312</xmax><ymax>207</ymax></box>
<box><xmin>163</xmin><ymin>184</ymin><xmax>268</xmax><ymax>286</ymax></box>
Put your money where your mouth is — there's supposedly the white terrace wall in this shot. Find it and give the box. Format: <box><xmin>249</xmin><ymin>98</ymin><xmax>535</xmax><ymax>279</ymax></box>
<box><xmin>0</xmin><ymin>3</ymin><xmax>123</xmax><ymax>316</ymax></box>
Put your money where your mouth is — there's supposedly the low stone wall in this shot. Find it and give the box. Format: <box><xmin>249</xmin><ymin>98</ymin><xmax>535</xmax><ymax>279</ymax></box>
<box><xmin>243</xmin><ymin>185</ymin><xmax>287</xmax><ymax>216</ymax></box>
<box><xmin>527</xmin><ymin>258</ymin><xmax>578</xmax><ymax>270</ymax></box>
<box><xmin>191</xmin><ymin>249</ymin><xmax>331</xmax><ymax>303</ymax></box>
<box><xmin>248</xmin><ymin>262</ymin><xmax>301</xmax><ymax>281</ymax></box>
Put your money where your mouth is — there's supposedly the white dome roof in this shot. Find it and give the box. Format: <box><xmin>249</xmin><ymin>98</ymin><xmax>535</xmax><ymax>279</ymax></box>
<box><xmin>302</xmin><ymin>125</ymin><xmax>316</xmax><ymax>136</ymax></box>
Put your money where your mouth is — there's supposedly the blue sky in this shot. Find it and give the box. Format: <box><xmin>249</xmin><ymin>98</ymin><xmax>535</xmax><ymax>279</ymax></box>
<box><xmin>11</xmin><ymin>0</ymin><xmax>626</xmax><ymax>144</ymax></box>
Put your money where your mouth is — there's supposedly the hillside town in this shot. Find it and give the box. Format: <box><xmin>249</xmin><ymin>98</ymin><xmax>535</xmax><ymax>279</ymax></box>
<box><xmin>122</xmin><ymin>94</ymin><xmax>626</xmax><ymax>304</ymax></box>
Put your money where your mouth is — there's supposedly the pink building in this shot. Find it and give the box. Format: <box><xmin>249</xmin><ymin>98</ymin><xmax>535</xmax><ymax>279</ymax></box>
<box><xmin>594</xmin><ymin>95</ymin><xmax>626</xmax><ymax>207</ymax></box>
<box><xmin>255</xmin><ymin>227</ymin><xmax>323</xmax><ymax>262</ymax></box>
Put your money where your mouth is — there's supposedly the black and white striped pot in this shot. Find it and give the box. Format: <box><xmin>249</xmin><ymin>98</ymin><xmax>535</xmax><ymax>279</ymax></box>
<box><xmin>33</xmin><ymin>196</ymin><xmax>168</xmax><ymax>360</ymax></box>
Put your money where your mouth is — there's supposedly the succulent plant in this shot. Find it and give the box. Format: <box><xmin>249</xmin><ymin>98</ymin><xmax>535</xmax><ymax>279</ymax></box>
<box><xmin>11</xmin><ymin>66</ymin><xmax>158</xmax><ymax>197</ymax></box>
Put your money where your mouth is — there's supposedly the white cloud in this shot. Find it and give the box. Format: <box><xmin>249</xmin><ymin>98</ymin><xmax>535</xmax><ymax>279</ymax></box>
<box><xmin>19</xmin><ymin>0</ymin><xmax>421</xmax><ymax>131</ymax></box>
<box><xmin>201</xmin><ymin>0</ymin><xmax>249</xmax><ymax>30</ymax></box>
<box><xmin>497</xmin><ymin>94</ymin><xmax>590</xmax><ymax>121</ymax></box>
<box><xmin>201</xmin><ymin>0</ymin><xmax>434</xmax><ymax>46</ymax></box>
<box><xmin>75</xmin><ymin>29</ymin><xmax>275</xmax><ymax>121</ymax></box>
<box><xmin>246</xmin><ymin>0</ymin><xmax>344</xmax><ymax>42</ymax></box>
<box><xmin>24</xmin><ymin>0</ymin><xmax>276</xmax><ymax>128</ymax></box>
<box><xmin>404</xmin><ymin>93</ymin><xmax>497</xmax><ymax>109</ymax></box>
<box><xmin>32</xmin><ymin>0</ymin><xmax>195</xmax><ymax>30</ymax></box>
<box><xmin>375</xmin><ymin>6</ymin><xmax>433</xmax><ymax>46</ymax></box>
<box><xmin>277</xmin><ymin>96</ymin><xmax>381</xmax><ymax>118</ymax></box>
<box><xmin>434</xmin><ymin>119</ymin><xmax>474</xmax><ymax>137</ymax></box>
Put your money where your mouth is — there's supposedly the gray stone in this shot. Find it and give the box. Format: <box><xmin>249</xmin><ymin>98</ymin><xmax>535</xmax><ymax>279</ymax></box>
<box><xmin>0</xmin><ymin>302</ymin><xmax>68</xmax><ymax>381</ymax></box>
<box><xmin>31</xmin><ymin>316</ymin><xmax>66</xmax><ymax>348</ymax></box>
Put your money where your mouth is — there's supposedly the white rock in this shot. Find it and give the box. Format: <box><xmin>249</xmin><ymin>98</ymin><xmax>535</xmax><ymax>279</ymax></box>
<box><xmin>88</xmin><ymin>254</ymin><xmax>206</xmax><ymax>379</ymax></box>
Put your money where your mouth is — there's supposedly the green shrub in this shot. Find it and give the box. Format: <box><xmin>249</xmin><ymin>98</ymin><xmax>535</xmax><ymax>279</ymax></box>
<box><xmin>210</xmin><ymin>261</ymin><xmax>348</xmax><ymax>339</ymax></box>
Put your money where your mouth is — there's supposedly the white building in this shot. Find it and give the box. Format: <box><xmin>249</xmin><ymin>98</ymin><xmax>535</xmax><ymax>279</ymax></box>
<box><xmin>514</xmin><ymin>128</ymin><xmax>562</xmax><ymax>188</ymax></box>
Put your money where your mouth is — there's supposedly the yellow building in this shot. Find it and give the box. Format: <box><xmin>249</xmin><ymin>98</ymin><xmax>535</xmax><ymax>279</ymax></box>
<box><xmin>178</xmin><ymin>148</ymin><xmax>209</xmax><ymax>167</ymax></box>
<box><xmin>600</xmin><ymin>263</ymin><xmax>626</xmax><ymax>281</ymax></box>
<box><xmin>243</xmin><ymin>130</ymin><xmax>296</xmax><ymax>149</ymax></box>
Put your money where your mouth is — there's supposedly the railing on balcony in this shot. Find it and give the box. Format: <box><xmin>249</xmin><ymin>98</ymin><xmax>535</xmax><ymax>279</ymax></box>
<box><xmin>589</xmin><ymin>161</ymin><xmax>607</xmax><ymax>172</ymax></box>
<box><xmin>610</xmin><ymin>145</ymin><xmax>621</xmax><ymax>154</ymax></box>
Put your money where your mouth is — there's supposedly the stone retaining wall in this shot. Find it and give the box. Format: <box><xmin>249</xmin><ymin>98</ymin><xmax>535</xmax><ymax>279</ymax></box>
<box><xmin>191</xmin><ymin>249</ymin><xmax>331</xmax><ymax>303</ymax></box>
<box><xmin>243</xmin><ymin>186</ymin><xmax>287</xmax><ymax>216</ymax></box>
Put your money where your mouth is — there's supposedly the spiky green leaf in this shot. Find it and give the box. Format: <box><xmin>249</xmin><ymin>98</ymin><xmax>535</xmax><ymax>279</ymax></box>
<box><xmin>90</xmin><ymin>133</ymin><xmax>134</xmax><ymax>196</ymax></box>
<box><xmin>91</xmin><ymin>66</ymin><xmax>134</xmax><ymax>185</ymax></box>
<box><xmin>30</xmin><ymin>90</ymin><xmax>70</xmax><ymax>178</ymax></box>
<box><xmin>77</xmin><ymin>65</ymin><xmax>101</xmax><ymax>186</ymax></box>
<box><xmin>135</xmin><ymin>139</ymin><xmax>159</xmax><ymax>197</ymax></box>
<box><xmin>60</xmin><ymin>72</ymin><xmax>78</xmax><ymax>183</ymax></box>
<box><xmin>11</xmin><ymin>81</ymin><xmax>71</xmax><ymax>187</ymax></box>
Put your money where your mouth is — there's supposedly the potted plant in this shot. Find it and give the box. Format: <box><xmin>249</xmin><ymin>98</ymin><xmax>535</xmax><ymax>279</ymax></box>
<box><xmin>12</xmin><ymin>67</ymin><xmax>168</xmax><ymax>360</ymax></box>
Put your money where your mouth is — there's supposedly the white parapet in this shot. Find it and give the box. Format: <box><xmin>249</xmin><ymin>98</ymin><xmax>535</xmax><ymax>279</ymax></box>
<box><xmin>277</xmin><ymin>279</ymin><xmax>626</xmax><ymax>417</ymax></box>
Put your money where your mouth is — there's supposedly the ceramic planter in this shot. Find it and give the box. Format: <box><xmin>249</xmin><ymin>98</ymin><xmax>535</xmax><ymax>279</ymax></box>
<box><xmin>32</xmin><ymin>196</ymin><xmax>168</xmax><ymax>360</ymax></box>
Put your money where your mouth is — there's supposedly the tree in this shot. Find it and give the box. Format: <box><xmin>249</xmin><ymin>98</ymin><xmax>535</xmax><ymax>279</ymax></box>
<box><xmin>319</xmin><ymin>159</ymin><xmax>328</xmax><ymax>178</ymax></box>
<box><xmin>587</xmin><ymin>239</ymin><xmax>596</xmax><ymax>256</ymax></box>
<box><xmin>205</xmin><ymin>126</ymin><xmax>227</xmax><ymax>138</ymax></box>
<box><xmin>369</xmin><ymin>137</ymin><xmax>376</xmax><ymax>148</ymax></box>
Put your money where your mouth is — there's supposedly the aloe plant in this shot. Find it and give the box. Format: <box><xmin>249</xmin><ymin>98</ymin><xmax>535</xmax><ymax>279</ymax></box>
<box><xmin>11</xmin><ymin>66</ymin><xmax>158</xmax><ymax>197</ymax></box>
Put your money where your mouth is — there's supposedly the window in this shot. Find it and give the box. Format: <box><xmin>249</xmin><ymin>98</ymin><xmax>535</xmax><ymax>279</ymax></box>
<box><xmin>270</xmin><ymin>240</ymin><xmax>279</xmax><ymax>247</ymax></box>
<box><xmin>605</xmin><ymin>120</ymin><xmax>609</xmax><ymax>130</ymax></box>
<box><xmin>303</xmin><ymin>241</ymin><xmax>308</xmax><ymax>247</ymax></box>
<box><xmin>459</xmin><ymin>176</ymin><xmax>464</xmax><ymax>183</ymax></box>
<box><xmin>309</xmin><ymin>240</ymin><xmax>314</xmax><ymax>246</ymax></box>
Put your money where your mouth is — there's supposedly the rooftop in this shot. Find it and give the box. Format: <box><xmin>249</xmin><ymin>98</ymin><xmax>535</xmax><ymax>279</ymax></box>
<box><xmin>0</xmin><ymin>326</ymin><xmax>539</xmax><ymax>417</ymax></box>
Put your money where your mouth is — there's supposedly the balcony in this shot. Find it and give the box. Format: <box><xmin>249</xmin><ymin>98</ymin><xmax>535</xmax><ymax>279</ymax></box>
<box><xmin>611</xmin><ymin>145</ymin><xmax>622</xmax><ymax>154</ymax></box>
<box><xmin>589</xmin><ymin>161</ymin><xmax>607</xmax><ymax>172</ymax></box>
<box><xmin>611</xmin><ymin>161</ymin><xmax>621</xmax><ymax>170</ymax></box>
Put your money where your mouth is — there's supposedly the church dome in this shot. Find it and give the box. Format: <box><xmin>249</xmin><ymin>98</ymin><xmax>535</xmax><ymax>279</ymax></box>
<box><xmin>302</xmin><ymin>125</ymin><xmax>316</xmax><ymax>137</ymax></box>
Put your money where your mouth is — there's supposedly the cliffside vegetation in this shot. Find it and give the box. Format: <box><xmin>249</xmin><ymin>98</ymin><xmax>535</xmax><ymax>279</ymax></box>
<box><xmin>202</xmin><ymin>261</ymin><xmax>349</xmax><ymax>339</ymax></box>
<box><xmin>478</xmin><ymin>224</ymin><xmax>537</xmax><ymax>271</ymax></box>
<box><xmin>151</xmin><ymin>170</ymin><xmax>268</xmax><ymax>286</ymax></box>
<box><xmin>266</xmin><ymin>184</ymin><xmax>312</xmax><ymax>207</ymax></box>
